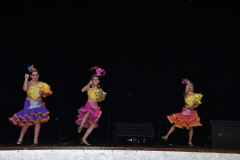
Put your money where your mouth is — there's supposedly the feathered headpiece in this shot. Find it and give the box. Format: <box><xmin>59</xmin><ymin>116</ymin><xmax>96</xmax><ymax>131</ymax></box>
<box><xmin>181</xmin><ymin>78</ymin><xmax>188</xmax><ymax>84</ymax></box>
<box><xmin>89</xmin><ymin>66</ymin><xmax>106</xmax><ymax>77</ymax></box>
<box><xmin>28</xmin><ymin>65</ymin><xmax>37</xmax><ymax>72</ymax></box>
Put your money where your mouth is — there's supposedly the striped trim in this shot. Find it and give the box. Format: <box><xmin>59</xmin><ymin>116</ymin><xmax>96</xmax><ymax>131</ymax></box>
<box><xmin>167</xmin><ymin>115</ymin><xmax>202</xmax><ymax>130</ymax></box>
<box><xmin>9</xmin><ymin>116</ymin><xmax>50</xmax><ymax>126</ymax></box>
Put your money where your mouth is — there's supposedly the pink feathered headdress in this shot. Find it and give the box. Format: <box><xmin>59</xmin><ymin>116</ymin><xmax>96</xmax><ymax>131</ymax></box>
<box><xmin>89</xmin><ymin>66</ymin><xmax>106</xmax><ymax>77</ymax></box>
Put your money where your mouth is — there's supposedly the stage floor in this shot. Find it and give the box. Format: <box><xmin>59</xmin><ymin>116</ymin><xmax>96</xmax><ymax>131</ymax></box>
<box><xmin>1</xmin><ymin>145</ymin><xmax>240</xmax><ymax>154</ymax></box>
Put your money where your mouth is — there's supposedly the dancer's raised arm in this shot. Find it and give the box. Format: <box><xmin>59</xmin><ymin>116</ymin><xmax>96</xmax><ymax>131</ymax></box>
<box><xmin>23</xmin><ymin>74</ymin><xmax>29</xmax><ymax>91</ymax></box>
<box><xmin>81</xmin><ymin>80</ymin><xmax>92</xmax><ymax>92</ymax></box>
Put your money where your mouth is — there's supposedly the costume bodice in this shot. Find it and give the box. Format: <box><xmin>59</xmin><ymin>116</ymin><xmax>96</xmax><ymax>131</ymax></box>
<box><xmin>184</xmin><ymin>93</ymin><xmax>203</xmax><ymax>106</ymax></box>
<box><xmin>87</xmin><ymin>89</ymin><xmax>107</xmax><ymax>102</ymax></box>
<box><xmin>27</xmin><ymin>82</ymin><xmax>52</xmax><ymax>99</ymax></box>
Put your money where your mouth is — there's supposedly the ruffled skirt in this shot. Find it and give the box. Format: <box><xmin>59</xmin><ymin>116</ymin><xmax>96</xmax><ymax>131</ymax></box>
<box><xmin>167</xmin><ymin>107</ymin><xmax>202</xmax><ymax>130</ymax></box>
<box><xmin>9</xmin><ymin>100</ymin><xmax>50</xmax><ymax>126</ymax></box>
<box><xmin>75</xmin><ymin>102</ymin><xmax>102</xmax><ymax>128</ymax></box>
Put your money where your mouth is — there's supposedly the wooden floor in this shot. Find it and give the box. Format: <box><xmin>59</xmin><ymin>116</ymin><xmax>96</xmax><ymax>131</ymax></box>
<box><xmin>1</xmin><ymin>145</ymin><xmax>240</xmax><ymax>154</ymax></box>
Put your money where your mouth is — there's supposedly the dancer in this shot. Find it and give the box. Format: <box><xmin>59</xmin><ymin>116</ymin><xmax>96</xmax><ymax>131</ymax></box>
<box><xmin>9</xmin><ymin>65</ymin><xmax>53</xmax><ymax>146</ymax></box>
<box><xmin>162</xmin><ymin>79</ymin><xmax>203</xmax><ymax>147</ymax></box>
<box><xmin>75</xmin><ymin>66</ymin><xmax>107</xmax><ymax>145</ymax></box>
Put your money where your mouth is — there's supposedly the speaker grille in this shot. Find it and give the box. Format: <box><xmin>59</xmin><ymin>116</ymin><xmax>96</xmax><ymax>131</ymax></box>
<box><xmin>114</xmin><ymin>122</ymin><xmax>155</xmax><ymax>145</ymax></box>
<box><xmin>210</xmin><ymin>120</ymin><xmax>240</xmax><ymax>149</ymax></box>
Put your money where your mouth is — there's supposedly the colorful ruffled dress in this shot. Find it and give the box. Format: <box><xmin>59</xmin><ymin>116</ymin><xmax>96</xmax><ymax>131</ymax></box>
<box><xmin>9</xmin><ymin>82</ymin><xmax>53</xmax><ymax>126</ymax></box>
<box><xmin>75</xmin><ymin>89</ymin><xmax>107</xmax><ymax>128</ymax></box>
<box><xmin>167</xmin><ymin>93</ymin><xmax>203</xmax><ymax>130</ymax></box>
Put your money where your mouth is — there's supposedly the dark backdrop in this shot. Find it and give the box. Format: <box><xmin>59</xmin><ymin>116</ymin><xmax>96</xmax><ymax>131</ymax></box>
<box><xmin>0</xmin><ymin>0</ymin><xmax>238</xmax><ymax>145</ymax></box>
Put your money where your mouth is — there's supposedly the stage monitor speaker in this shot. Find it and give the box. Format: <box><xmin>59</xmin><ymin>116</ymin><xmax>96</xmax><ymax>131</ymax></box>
<box><xmin>210</xmin><ymin>120</ymin><xmax>240</xmax><ymax>149</ymax></box>
<box><xmin>114</xmin><ymin>122</ymin><xmax>155</xmax><ymax>145</ymax></box>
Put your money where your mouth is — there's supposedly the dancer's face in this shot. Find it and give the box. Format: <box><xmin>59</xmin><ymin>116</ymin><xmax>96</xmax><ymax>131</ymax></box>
<box><xmin>30</xmin><ymin>71</ymin><xmax>39</xmax><ymax>81</ymax></box>
<box><xmin>188</xmin><ymin>83</ymin><xmax>194</xmax><ymax>92</ymax></box>
<box><xmin>92</xmin><ymin>76</ymin><xmax>100</xmax><ymax>87</ymax></box>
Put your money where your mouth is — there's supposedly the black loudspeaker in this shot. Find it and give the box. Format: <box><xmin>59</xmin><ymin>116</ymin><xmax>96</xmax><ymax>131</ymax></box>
<box><xmin>114</xmin><ymin>122</ymin><xmax>155</xmax><ymax>145</ymax></box>
<box><xmin>210</xmin><ymin>120</ymin><xmax>240</xmax><ymax>149</ymax></box>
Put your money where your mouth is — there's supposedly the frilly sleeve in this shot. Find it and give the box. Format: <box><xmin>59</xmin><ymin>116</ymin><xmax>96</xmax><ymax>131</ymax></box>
<box><xmin>194</xmin><ymin>93</ymin><xmax>203</xmax><ymax>104</ymax></box>
<box><xmin>102</xmin><ymin>91</ymin><xmax>107</xmax><ymax>101</ymax></box>
<box><xmin>40</xmin><ymin>82</ymin><xmax>53</xmax><ymax>98</ymax></box>
<box><xmin>96</xmin><ymin>91</ymin><xmax>107</xmax><ymax>102</ymax></box>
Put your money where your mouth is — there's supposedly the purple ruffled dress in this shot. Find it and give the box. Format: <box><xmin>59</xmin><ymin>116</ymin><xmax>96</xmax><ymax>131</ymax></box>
<box><xmin>9</xmin><ymin>99</ymin><xmax>50</xmax><ymax>126</ymax></box>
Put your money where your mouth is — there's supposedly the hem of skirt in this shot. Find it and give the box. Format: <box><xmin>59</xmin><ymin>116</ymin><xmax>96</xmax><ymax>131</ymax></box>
<box><xmin>75</xmin><ymin>112</ymin><xmax>102</xmax><ymax>128</ymax></box>
<box><xmin>12</xmin><ymin>112</ymin><xmax>50</xmax><ymax>120</ymax></box>
<box><xmin>78</xmin><ymin>109</ymin><xmax>101</xmax><ymax>119</ymax></box>
<box><xmin>77</xmin><ymin>109</ymin><xmax>101</xmax><ymax>121</ymax></box>
<box><xmin>167</xmin><ymin>113</ymin><xmax>201</xmax><ymax>124</ymax></box>
<box><xmin>173</xmin><ymin>123</ymin><xmax>202</xmax><ymax>130</ymax></box>
<box><xmin>167</xmin><ymin>116</ymin><xmax>202</xmax><ymax>130</ymax></box>
<box><xmin>9</xmin><ymin>117</ymin><xmax>50</xmax><ymax>126</ymax></box>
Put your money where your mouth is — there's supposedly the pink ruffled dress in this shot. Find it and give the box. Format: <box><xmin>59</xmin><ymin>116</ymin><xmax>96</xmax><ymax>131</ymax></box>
<box><xmin>75</xmin><ymin>89</ymin><xmax>106</xmax><ymax>128</ymax></box>
<box><xmin>167</xmin><ymin>93</ymin><xmax>203</xmax><ymax>130</ymax></box>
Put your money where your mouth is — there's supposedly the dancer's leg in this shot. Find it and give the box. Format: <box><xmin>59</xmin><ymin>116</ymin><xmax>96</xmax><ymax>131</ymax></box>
<box><xmin>18</xmin><ymin>126</ymin><xmax>29</xmax><ymax>142</ymax></box>
<box><xmin>188</xmin><ymin>127</ymin><xmax>194</xmax><ymax>143</ymax></box>
<box><xmin>34</xmin><ymin>119</ymin><xmax>41</xmax><ymax>143</ymax></box>
<box><xmin>82</xmin><ymin>123</ymin><xmax>96</xmax><ymax>141</ymax></box>
<box><xmin>80</xmin><ymin>112</ymin><xmax>90</xmax><ymax>127</ymax></box>
<box><xmin>164</xmin><ymin>125</ymin><xmax>176</xmax><ymax>138</ymax></box>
